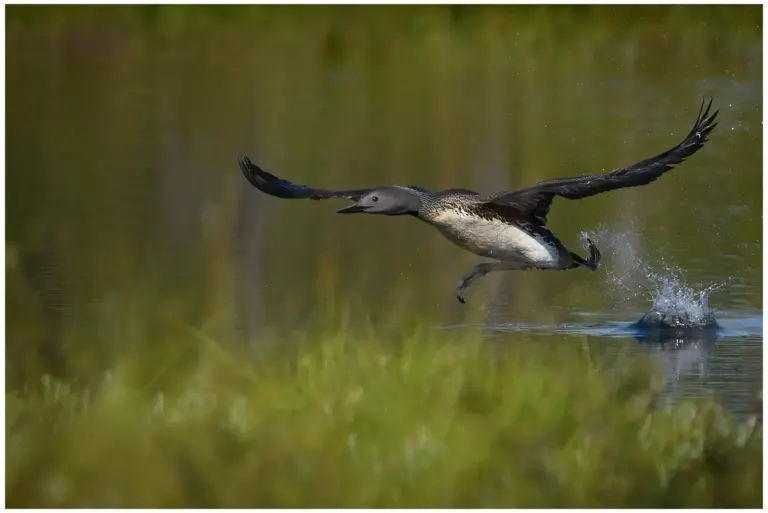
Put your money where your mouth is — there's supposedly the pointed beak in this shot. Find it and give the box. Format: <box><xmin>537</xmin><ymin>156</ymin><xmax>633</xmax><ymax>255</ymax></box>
<box><xmin>336</xmin><ymin>203</ymin><xmax>367</xmax><ymax>214</ymax></box>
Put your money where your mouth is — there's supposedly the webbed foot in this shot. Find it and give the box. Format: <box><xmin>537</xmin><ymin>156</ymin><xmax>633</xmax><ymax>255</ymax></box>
<box><xmin>586</xmin><ymin>237</ymin><xmax>601</xmax><ymax>271</ymax></box>
<box><xmin>454</xmin><ymin>263</ymin><xmax>494</xmax><ymax>304</ymax></box>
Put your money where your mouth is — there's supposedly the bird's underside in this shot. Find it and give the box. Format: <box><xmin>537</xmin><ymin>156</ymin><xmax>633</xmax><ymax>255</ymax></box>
<box><xmin>238</xmin><ymin>98</ymin><xmax>718</xmax><ymax>303</ymax></box>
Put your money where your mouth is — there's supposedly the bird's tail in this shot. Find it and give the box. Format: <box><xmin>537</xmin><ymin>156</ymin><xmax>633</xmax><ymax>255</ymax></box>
<box><xmin>569</xmin><ymin>238</ymin><xmax>601</xmax><ymax>271</ymax></box>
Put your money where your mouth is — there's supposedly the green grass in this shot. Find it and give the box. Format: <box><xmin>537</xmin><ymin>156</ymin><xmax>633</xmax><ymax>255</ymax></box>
<box><xmin>5</xmin><ymin>4</ymin><xmax>762</xmax><ymax>508</ymax></box>
<box><xmin>6</xmin><ymin>325</ymin><xmax>762</xmax><ymax>508</ymax></box>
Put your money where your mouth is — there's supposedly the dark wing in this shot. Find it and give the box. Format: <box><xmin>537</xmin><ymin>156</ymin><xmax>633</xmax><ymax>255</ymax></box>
<box><xmin>238</xmin><ymin>156</ymin><xmax>373</xmax><ymax>201</ymax></box>
<box><xmin>485</xmin><ymin>98</ymin><xmax>719</xmax><ymax>225</ymax></box>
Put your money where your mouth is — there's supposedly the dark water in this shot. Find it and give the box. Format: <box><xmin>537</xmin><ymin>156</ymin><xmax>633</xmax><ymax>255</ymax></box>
<box><xmin>6</xmin><ymin>6</ymin><xmax>762</xmax><ymax>414</ymax></box>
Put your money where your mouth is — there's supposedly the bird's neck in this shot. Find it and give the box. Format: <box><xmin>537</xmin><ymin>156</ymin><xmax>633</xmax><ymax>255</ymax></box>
<box><xmin>390</xmin><ymin>187</ymin><xmax>428</xmax><ymax>217</ymax></box>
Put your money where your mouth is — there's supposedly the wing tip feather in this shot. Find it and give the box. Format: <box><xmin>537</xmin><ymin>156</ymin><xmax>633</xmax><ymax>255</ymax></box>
<box><xmin>238</xmin><ymin>155</ymin><xmax>292</xmax><ymax>197</ymax></box>
<box><xmin>238</xmin><ymin>155</ymin><xmax>262</xmax><ymax>189</ymax></box>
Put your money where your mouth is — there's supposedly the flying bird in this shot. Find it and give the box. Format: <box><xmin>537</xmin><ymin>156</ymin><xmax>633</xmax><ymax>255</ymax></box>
<box><xmin>239</xmin><ymin>99</ymin><xmax>718</xmax><ymax>303</ymax></box>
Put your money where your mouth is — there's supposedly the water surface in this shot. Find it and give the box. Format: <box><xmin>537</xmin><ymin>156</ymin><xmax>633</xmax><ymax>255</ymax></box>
<box><xmin>6</xmin><ymin>6</ymin><xmax>762</xmax><ymax>414</ymax></box>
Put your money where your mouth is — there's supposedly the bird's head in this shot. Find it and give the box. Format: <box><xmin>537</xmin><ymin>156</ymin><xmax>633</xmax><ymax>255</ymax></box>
<box><xmin>336</xmin><ymin>187</ymin><xmax>421</xmax><ymax>216</ymax></box>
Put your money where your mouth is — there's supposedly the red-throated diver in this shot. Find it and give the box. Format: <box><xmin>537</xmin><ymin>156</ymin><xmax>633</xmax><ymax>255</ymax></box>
<box><xmin>239</xmin><ymin>99</ymin><xmax>718</xmax><ymax>303</ymax></box>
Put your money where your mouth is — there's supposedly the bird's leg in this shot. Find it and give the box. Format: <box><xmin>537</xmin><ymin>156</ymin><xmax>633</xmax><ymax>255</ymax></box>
<box><xmin>454</xmin><ymin>262</ymin><xmax>525</xmax><ymax>304</ymax></box>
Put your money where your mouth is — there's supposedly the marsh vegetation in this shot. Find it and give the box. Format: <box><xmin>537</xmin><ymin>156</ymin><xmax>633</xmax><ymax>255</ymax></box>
<box><xmin>6</xmin><ymin>5</ymin><xmax>762</xmax><ymax>507</ymax></box>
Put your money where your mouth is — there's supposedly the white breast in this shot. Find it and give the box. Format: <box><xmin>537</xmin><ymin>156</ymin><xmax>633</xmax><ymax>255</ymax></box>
<box><xmin>428</xmin><ymin>210</ymin><xmax>561</xmax><ymax>267</ymax></box>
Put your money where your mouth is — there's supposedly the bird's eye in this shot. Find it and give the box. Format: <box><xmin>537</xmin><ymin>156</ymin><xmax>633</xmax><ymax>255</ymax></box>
<box><xmin>371</xmin><ymin>196</ymin><xmax>379</xmax><ymax>202</ymax></box>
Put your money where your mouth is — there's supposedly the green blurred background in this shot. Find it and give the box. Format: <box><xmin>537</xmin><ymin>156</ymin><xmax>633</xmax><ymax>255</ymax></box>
<box><xmin>5</xmin><ymin>5</ymin><xmax>763</xmax><ymax>508</ymax></box>
<box><xmin>6</xmin><ymin>4</ymin><xmax>762</xmax><ymax>386</ymax></box>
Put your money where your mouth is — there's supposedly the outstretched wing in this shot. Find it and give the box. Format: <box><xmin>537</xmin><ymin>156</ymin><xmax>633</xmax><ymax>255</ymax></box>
<box><xmin>238</xmin><ymin>156</ymin><xmax>374</xmax><ymax>201</ymax></box>
<box><xmin>485</xmin><ymin>98</ymin><xmax>719</xmax><ymax>225</ymax></box>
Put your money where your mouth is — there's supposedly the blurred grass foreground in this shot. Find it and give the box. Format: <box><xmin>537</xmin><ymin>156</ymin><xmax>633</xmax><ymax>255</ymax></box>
<box><xmin>5</xmin><ymin>4</ymin><xmax>763</xmax><ymax>508</ymax></box>
<box><xmin>7</xmin><ymin>326</ymin><xmax>762</xmax><ymax>508</ymax></box>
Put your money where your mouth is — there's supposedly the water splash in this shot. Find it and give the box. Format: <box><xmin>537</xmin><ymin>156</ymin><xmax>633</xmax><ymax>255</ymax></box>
<box><xmin>642</xmin><ymin>266</ymin><xmax>730</xmax><ymax>325</ymax></box>
<box><xmin>582</xmin><ymin>226</ymin><xmax>730</xmax><ymax>325</ymax></box>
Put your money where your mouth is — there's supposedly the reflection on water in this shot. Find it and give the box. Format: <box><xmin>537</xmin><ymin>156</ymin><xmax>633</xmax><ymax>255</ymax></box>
<box><xmin>456</xmin><ymin>308</ymin><xmax>762</xmax><ymax>418</ymax></box>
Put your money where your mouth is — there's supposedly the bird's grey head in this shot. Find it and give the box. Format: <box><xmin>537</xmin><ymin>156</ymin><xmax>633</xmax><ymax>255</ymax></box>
<box><xmin>336</xmin><ymin>187</ymin><xmax>421</xmax><ymax>216</ymax></box>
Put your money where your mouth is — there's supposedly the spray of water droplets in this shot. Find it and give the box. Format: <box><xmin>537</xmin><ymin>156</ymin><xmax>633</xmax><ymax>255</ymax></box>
<box><xmin>581</xmin><ymin>225</ymin><xmax>730</xmax><ymax>323</ymax></box>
